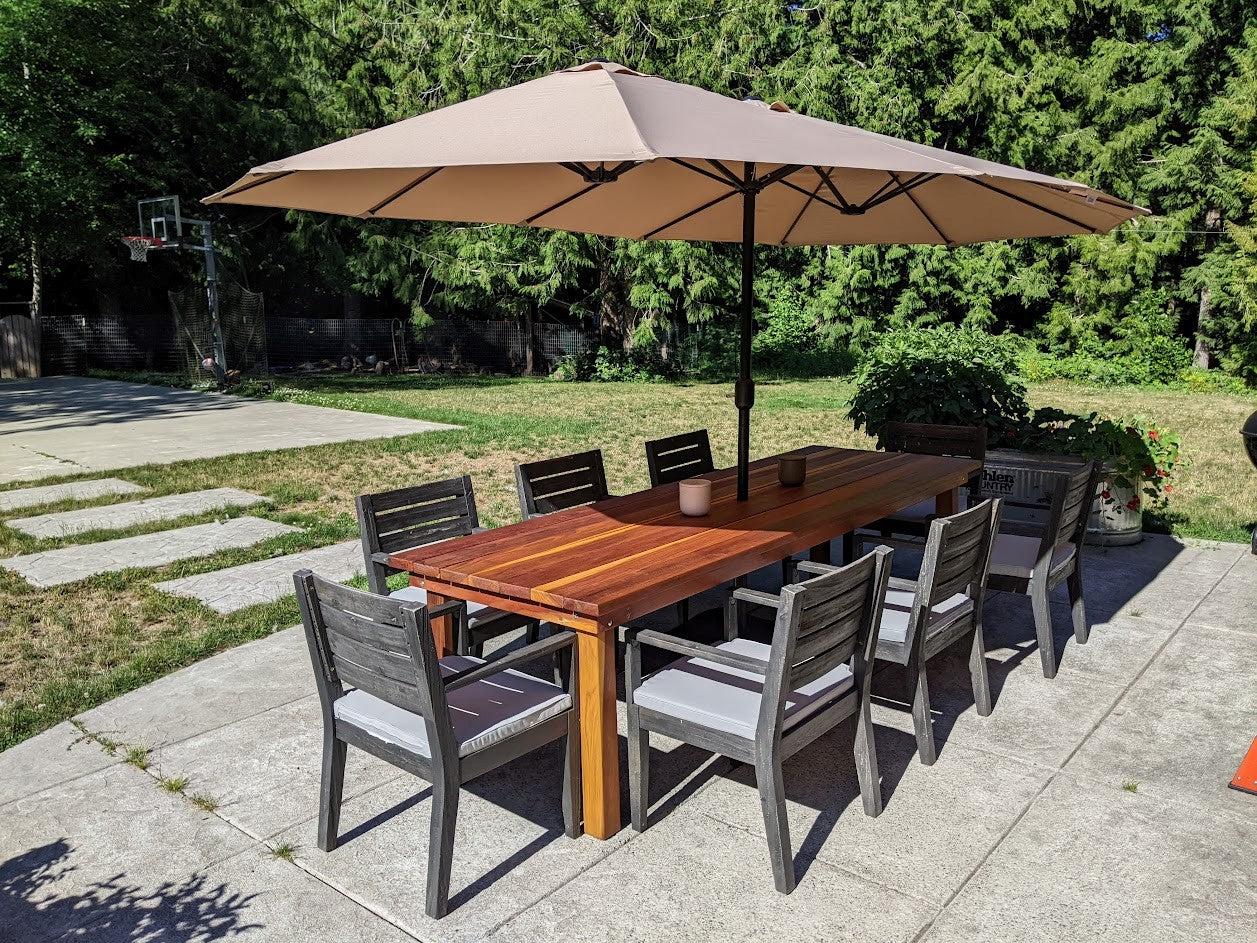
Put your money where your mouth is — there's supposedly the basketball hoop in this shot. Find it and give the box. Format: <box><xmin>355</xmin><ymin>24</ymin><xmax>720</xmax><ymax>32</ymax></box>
<box><xmin>121</xmin><ymin>235</ymin><xmax>163</xmax><ymax>261</ymax></box>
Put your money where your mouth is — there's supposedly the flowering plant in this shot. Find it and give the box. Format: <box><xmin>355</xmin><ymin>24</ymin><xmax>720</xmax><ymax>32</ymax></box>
<box><xmin>1014</xmin><ymin>408</ymin><xmax>1183</xmax><ymax>511</ymax></box>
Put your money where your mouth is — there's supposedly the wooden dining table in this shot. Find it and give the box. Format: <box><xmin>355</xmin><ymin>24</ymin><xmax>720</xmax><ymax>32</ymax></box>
<box><xmin>389</xmin><ymin>444</ymin><xmax>981</xmax><ymax>839</ymax></box>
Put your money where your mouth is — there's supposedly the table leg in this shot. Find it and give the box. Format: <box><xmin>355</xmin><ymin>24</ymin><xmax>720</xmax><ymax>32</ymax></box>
<box><xmin>809</xmin><ymin>541</ymin><xmax>832</xmax><ymax>565</ymax></box>
<box><xmin>423</xmin><ymin>586</ymin><xmax>452</xmax><ymax>658</ymax></box>
<box><xmin>576</xmin><ymin>629</ymin><xmax>621</xmax><ymax>839</ymax></box>
<box><xmin>936</xmin><ymin>485</ymin><xmax>960</xmax><ymax>517</ymax></box>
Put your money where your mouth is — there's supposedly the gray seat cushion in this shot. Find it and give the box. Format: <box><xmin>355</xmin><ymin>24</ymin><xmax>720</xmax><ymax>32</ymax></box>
<box><xmin>989</xmin><ymin>534</ymin><xmax>1076</xmax><ymax>580</ymax></box>
<box><xmin>632</xmin><ymin>638</ymin><xmax>854</xmax><ymax>741</ymax></box>
<box><xmin>389</xmin><ymin>585</ymin><xmax>517</xmax><ymax>626</ymax></box>
<box><xmin>333</xmin><ymin>655</ymin><xmax>570</xmax><ymax>758</ymax></box>
<box><xmin>878</xmin><ymin>588</ymin><xmax>973</xmax><ymax>645</ymax></box>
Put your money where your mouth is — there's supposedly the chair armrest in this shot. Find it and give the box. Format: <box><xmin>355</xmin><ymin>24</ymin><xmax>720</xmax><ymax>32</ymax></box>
<box><xmin>471</xmin><ymin>526</ymin><xmax>490</xmax><ymax>534</ymax></box>
<box><xmin>729</xmin><ymin>587</ymin><xmax>783</xmax><ymax>610</ymax></box>
<box><xmin>887</xmin><ymin>576</ymin><xmax>919</xmax><ymax>593</ymax></box>
<box><xmin>371</xmin><ymin>551</ymin><xmax>392</xmax><ymax>566</ymax></box>
<box><xmin>999</xmin><ymin>520</ymin><xmax>1048</xmax><ymax>538</ymax></box>
<box><xmin>623</xmin><ymin>628</ymin><xmax>769</xmax><ymax>674</ymax></box>
<box><xmin>794</xmin><ymin>560</ymin><xmax>839</xmax><ymax>578</ymax></box>
<box><xmin>427</xmin><ymin>599</ymin><xmax>466</xmax><ymax>620</ymax></box>
<box><xmin>444</xmin><ymin>631</ymin><xmax>576</xmax><ymax>692</ymax></box>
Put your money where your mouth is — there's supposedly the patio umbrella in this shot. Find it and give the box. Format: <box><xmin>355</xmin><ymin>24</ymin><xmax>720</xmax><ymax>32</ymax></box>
<box><xmin>206</xmin><ymin>60</ymin><xmax>1147</xmax><ymax>500</ymax></box>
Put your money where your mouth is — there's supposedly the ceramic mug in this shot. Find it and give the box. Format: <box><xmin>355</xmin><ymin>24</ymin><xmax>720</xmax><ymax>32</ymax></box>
<box><xmin>778</xmin><ymin>454</ymin><xmax>807</xmax><ymax>486</ymax></box>
<box><xmin>678</xmin><ymin>478</ymin><xmax>712</xmax><ymax>516</ymax></box>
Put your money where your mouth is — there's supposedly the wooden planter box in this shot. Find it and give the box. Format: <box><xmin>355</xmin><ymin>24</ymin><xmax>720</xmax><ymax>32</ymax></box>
<box><xmin>979</xmin><ymin>449</ymin><xmax>1142</xmax><ymax>547</ymax></box>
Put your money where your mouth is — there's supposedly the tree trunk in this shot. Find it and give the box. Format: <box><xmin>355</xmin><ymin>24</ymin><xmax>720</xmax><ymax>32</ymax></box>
<box><xmin>523</xmin><ymin>302</ymin><xmax>536</xmax><ymax>376</ymax></box>
<box><xmin>29</xmin><ymin>236</ymin><xmax>42</xmax><ymax>327</ymax></box>
<box><xmin>1193</xmin><ymin>207</ymin><xmax>1222</xmax><ymax>370</ymax></box>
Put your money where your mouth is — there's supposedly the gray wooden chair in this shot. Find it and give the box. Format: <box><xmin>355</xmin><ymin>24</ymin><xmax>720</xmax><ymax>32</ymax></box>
<box><xmin>804</xmin><ymin>498</ymin><xmax>1001</xmax><ymax>766</ymax></box>
<box><xmin>294</xmin><ymin>571</ymin><xmax>581</xmax><ymax>919</ymax></box>
<box><xmin>625</xmin><ymin>545</ymin><xmax>893</xmax><ymax>894</ymax></box>
<box><xmin>645</xmin><ymin>429</ymin><xmax>715</xmax><ymax>486</ymax></box>
<box><xmin>988</xmin><ymin>460</ymin><xmax>1102</xmax><ymax>679</ymax></box>
<box><xmin>515</xmin><ymin>449</ymin><xmax>612</xmax><ymax>519</ymax></box>
<box><xmin>356</xmin><ymin>476</ymin><xmax>539</xmax><ymax>657</ymax></box>
<box><xmin>852</xmin><ymin>421</ymin><xmax>987</xmax><ymax>556</ymax></box>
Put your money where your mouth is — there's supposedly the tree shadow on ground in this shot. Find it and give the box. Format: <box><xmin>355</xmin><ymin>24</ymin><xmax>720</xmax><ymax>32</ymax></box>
<box><xmin>0</xmin><ymin>839</ymin><xmax>260</xmax><ymax>942</ymax></box>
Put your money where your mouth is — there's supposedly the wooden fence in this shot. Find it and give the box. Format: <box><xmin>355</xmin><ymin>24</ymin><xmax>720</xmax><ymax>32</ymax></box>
<box><xmin>0</xmin><ymin>314</ymin><xmax>40</xmax><ymax>378</ymax></box>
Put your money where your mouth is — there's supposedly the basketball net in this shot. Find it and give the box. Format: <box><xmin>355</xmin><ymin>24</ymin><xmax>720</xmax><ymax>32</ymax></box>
<box><xmin>121</xmin><ymin>235</ymin><xmax>163</xmax><ymax>262</ymax></box>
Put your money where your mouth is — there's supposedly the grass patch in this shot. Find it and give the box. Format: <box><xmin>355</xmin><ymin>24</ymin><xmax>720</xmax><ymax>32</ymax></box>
<box><xmin>269</xmin><ymin>841</ymin><xmax>297</xmax><ymax>862</ymax></box>
<box><xmin>189</xmin><ymin>792</ymin><xmax>219</xmax><ymax>812</ymax></box>
<box><xmin>1122</xmin><ymin>781</ymin><xmax>1140</xmax><ymax>793</ymax></box>
<box><xmin>2</xmin><ymin>372</ymin><xmax>1253</xmax><ymax>753</ymax></box>
<box><xmin>160</xmin><ymin>774</ymin><xmax>189</xmax><ymax>793</ymax></box>
<box><xmin>124</xmin><ymin>745</ymin><xmax>151</xmax><ymax>771</ymax></box>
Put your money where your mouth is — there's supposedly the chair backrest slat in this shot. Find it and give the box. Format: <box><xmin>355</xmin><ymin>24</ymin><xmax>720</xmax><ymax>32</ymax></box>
<box><xmin>910</xmin><ymin>500</ymin><xmax>1001</xmax><ymax>640</ymax></box>
<box><xmin>356</xmin><ymin>476</ymin><xmax>479</xmax><ymax>595</ymax></box>
<box><xmin>884</xmin><ymin>421</ymin><xmax>986</xmax><ymax>501</ymax></box>
<box><xmin>516</xmin><ymin>449</ymin><xmax>610</xmax><ymax>518</ymax></box>
<box><xmin>1052</xmin><ymin>460</ymin><xmax>1102</xmax><ymax>547</ymax></box>
<box><xmin>645</xmin><ymin>430</ymin><xmax>715</xmax><ymax>486</ymax></box>
<box><xmin>758</xmin><ymin>547</ymin><xmax>892</xmax><ymax>729</ymax></box>
<box><xmin>295</xmin><ymin>570</ymin><xmax>447</xmax><ymax>725</ymax></box>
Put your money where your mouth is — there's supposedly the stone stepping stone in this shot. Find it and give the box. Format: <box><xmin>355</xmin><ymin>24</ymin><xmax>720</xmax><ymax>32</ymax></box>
<box><xmin>154</xmin><ymin>540</ymin><xmax>364</xmax><ymax>614</ymax></box>
<box><xmin>0</xmin><ymin>478</ymin><xmax>147</xmax><ymax>513</ymax></box>
<box><xmin>0</xmin><ymin>517</ymin><xmax>299</xmax><ymax>588</ymax></box>
<box><xmin>6</xmin><ymin>488</ymin><xmax>268</xmax><ymax>538</ymax></box>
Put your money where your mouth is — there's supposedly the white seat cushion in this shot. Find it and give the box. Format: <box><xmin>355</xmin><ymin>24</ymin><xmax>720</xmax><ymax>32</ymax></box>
<box><xmin>989</xmin><ymin>534</ymin><xmax>1076</xmax><ymax>580</ymax></box>
<box><xmin>333</xmin><ymin>655</ymin><xmax>570</xmax><ymax>758</ymax></box>
<box><xmin>632</xmin><ymin>638</ymin><xmax>854</xmax><ymax>741</ymax></box>
<box><xmin>878</xmin><ymin>589</ymin><xmax>973</xmax><ymax>646</ymax></box>
<box><xmin>389</xmin><ymin>585</ymin><xmax>514</xmax><ymax>625</ymax></box>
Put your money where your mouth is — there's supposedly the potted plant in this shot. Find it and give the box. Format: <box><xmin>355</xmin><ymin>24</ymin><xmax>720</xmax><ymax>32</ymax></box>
<box><xmin>1006</xmin><ymin>409</ymin><xmax>1182</xmax><ymax>544</ymax></box>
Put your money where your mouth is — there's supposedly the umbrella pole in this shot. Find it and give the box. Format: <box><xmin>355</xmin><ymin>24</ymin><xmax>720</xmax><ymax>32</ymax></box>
<box><xmin>736</xmin><ymin>163</ymin><xmax>756</xmax><ymax>501</ymax></box>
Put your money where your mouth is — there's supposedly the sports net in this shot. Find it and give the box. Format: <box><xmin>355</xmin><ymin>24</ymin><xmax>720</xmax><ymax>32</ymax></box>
<box><xmin>169</xmin><ymin>281</ymin><xmax>269</xmax><ymax>379</ymax></box>
<box><xmin>122</xmin><ymin>235</ymin><xmax>163</xmax><ymax>261</ymax></box>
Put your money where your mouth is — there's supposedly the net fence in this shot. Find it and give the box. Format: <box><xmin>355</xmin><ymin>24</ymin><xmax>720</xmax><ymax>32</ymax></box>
<box><xmin>169</xmin><ymin>282</ymin><xmax>268</xmax><ymax>378</ymax></box>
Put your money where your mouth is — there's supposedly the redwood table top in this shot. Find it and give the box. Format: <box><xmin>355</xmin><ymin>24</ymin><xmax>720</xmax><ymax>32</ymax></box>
<box><xmin>389</xmin><ymin>445</ymin><xmax>980</xmax><ymax>630</ymax></box>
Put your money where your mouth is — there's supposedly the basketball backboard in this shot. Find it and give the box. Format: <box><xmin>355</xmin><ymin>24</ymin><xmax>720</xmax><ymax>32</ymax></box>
<box><xmin>137</xmin><ymin>196</ymin><xmax>183</xmax><ymax>245</ymax></box>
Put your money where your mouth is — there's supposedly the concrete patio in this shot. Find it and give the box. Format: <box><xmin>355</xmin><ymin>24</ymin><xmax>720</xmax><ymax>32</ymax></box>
<box><xmin>1</xmin><ymin>534</ymin><xmax>1254</xmax><ymax>942</ymax></box>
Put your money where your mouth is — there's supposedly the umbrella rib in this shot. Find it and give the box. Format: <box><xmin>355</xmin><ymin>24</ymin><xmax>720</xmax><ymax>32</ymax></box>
<box><xmin>777</xmin><ymin>178</ymin><xmax>847</xmax><ymax>215</ymax></box>
<box><xmin>963</xmin><ymin>177</ymin><xmax>1099</xmax><ymax>232</ymax></box>
<box><xmin>891</xmin><ymin>172</ymin><xmax>951</xmax><ymax>244</ymax></box>
<box><xmin>778</xmin><ymin>177</ymin><xmax>825</xmax><ymax>245</ymax></box>
<box><xmin>815</xmin><ymin>168</ymin><xmax>858</xmax><ymax>213</ymax></box>
<box><xmin>640</xmin><ymin>189</ymin><xmax>739</xmax><ymax>240</ymax></box>
<box><xmin>524</xmin><ymin>182</ymin><xmax>602</xmax><ymax>225</ymax></box>
<box><xmin>858</xmin><ymin>173</ymin><xmax>938</xmax><ymax>213</ymax></box>
<box><xmin>365</xmin><ymin>167</ymin><xmax>444</xmax><ymax>216</ymax></box>
<box><xmin>706</xmin><ymin>159</ymin><xmax>746</xmax><ymax>188</ymax></box>
<box><xmin>669</xmin><ymin>158</ymin><xmax>740</xmax><ymax>191</ymax></box>
<box><xmin>221</xmin><ymin>171</ymin><xmax>296</xmax><ymax>199</ymax></box>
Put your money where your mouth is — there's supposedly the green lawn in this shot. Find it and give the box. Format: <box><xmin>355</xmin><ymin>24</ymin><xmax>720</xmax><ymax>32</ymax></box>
<box><xmin>1</xmin><ymin>373</ymin><xmax>1254</xmax><ymax>750</ymax></box>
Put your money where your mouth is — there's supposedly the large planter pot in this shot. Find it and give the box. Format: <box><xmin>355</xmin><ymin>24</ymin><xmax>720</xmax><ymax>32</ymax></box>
<box><xmin>979</xmin><ymin>449</ymin><xmax>1142</xmax><ymax>546</ymax></box>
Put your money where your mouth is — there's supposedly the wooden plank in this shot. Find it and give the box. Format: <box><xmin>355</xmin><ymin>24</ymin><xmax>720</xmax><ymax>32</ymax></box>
<box><xmin>425</xmin><ymin>588</ymin><xmax>453</xmax><ymax>658</ymax></box>
<box><xmin>577</xmin><ymin>629</ymin><xmax>620</xmax><ymax>839</ymax></box>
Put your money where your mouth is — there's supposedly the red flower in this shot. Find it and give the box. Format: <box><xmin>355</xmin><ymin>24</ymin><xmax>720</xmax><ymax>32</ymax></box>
<box><xmin>1126</xmin><ymin>497</ymin><xmax>1141</xmax><ymax>511</ymax></box>
<box><xmin>1142</xmin><ymin>464</ymin><xmax>1155</xmax><ymax>477</ymax></box>
<box><xmin>1148</xmin><ymin>429</ymin><xmax>1160</xmax><ymax>440</ymax></box>
<box><xmin>1157</xmin><ymin>469</ymin><xmax>1167</xmax><ymax>478</ymax></box>
<box><xmin>1163</xmin><ymin>485</ymin><xmax>1173</xmax><ymax>494</ymax></box>
<box><xmin>1101</xmin><ymin>490</ymin><xmax>1111</xmax><ymax>500</ymax></box>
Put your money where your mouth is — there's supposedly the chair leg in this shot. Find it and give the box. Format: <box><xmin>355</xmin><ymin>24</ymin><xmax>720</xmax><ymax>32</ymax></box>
<box><xmin>969</xmin><ymin>624</ymin><xmax>992</xmax><ymax>717</ymax></box>
<box><xmin>317</xmin><ymin>732</ymin><xmax>347</xmax><ymax>852</ymax></box>
<box><xmin>910</xmin><ymin>660</ymin><xmax>937</xmax><ymax>766</ymax></box>
<box><xmin>627</xmin><ymin>706</ymin><xmax>650</xmax><ymax>832</ymax></box>
<box><xmin>853</xmin><ymin>696</ymin><xmax>883</xmax><ymax>817</ymax></box>
<box><xmin>562</xmin><ymin>709</ymin><xmax>582</xmax><ymax>838</ymax></box>
<box><xmin>756</xmin><ymin>755</ymin><xmax>796</xmax><ymax>893</ymax></box>
<box><xmin>678</xmin><ymin>598</ymin><xmax>689</xmax><ymax>628</ymax></box>
<box><xmin>1030</xmin><ymin>581</ymin><xmax>1057</xmax><ymax>679</ymax></box>
<box><xmin>842</xmin><ymin>531</ymin><xmax>856</xmax><ymax>565</ymax></box>
<box><xmin>526</xmin><ymin>620</ymin><xmax>541</xmax><ymax>645</ymax></box>
<box><xmin>780</xmin><ymin>557</ymin><xmax>793</xmax><ymax>585</ymax></box>
<box><xmin>1067</xmin><ymin>567</ymin><xmax>1089</xmax><ymax>644</ymax></box>
<box><xmin>425</xmin><ymin>778</ymin><xmax>460</xmax><ymax>919</ymax></box>
<box><xmin>723</xmin><ymin>591</ymin><xmax>740</xmax><ymax>641</ymax></box>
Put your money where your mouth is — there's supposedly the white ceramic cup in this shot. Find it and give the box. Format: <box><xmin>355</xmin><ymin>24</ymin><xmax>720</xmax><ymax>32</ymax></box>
<box><xmin>678</xmin><ymin>478</ymin><xmax>712</xmax><ymax>516</ymax></box>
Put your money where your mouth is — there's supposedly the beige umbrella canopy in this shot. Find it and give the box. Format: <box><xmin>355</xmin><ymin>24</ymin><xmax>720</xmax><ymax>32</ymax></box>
<box><xmin>207</xmin><ymin>60</ymin><xmax>1147</xmax><ymax>498</ymax></box>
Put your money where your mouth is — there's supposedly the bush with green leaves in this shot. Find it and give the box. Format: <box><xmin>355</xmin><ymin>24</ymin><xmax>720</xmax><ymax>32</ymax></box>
<box><xmin>550</xmin><ymin>345</ymin><xmax>684</xmax><ymax>383</ymax></box>
<box><xmin>847</xmin><ymin>325</ymin><xmax>1030</xmax><ymax>447</ymax></box>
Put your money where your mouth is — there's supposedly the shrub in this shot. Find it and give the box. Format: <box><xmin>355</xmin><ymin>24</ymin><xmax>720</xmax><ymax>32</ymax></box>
<box><xmin>848</xmin><ymin>325</ymin><xmax>1030</xmax><ymax>447</ymax></box>
<box><xmin>550</xmin><ymin>345</ymin><xmax>684</xmax><ymax>382</ymax></box>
